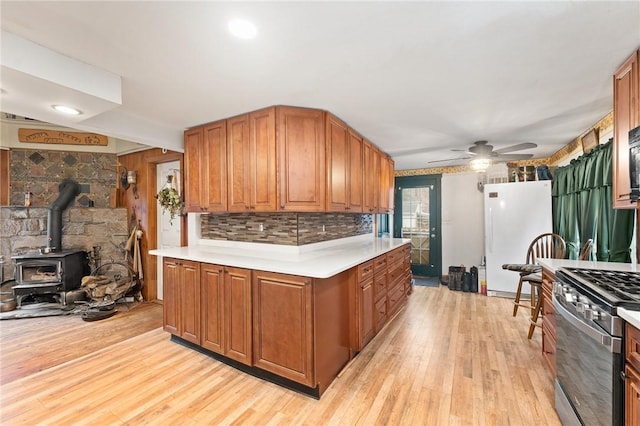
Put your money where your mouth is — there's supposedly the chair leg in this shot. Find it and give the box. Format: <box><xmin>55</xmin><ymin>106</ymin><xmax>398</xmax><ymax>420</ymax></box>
<box><xmin>512</xmin><ymin>277</ymin><xmax>524</xmax><ymax>317</ymax></box>
<box><xmin>528</xmin><ymin>285</ymin><xmax>543</xmax><ymax>339</ymax></box>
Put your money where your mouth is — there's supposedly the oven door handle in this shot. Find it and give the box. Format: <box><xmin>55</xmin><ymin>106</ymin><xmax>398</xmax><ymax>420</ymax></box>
<box><xmin>553</xmin><ymin>295</ymin><xmax>621</xmax><ymax>354</ymax></box>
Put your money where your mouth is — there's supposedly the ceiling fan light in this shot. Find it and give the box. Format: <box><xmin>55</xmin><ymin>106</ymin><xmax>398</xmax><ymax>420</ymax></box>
<box><xmin>470</xmin><ymin>158</ymin><xmax>491</xmax><ymax>172</ymax></box>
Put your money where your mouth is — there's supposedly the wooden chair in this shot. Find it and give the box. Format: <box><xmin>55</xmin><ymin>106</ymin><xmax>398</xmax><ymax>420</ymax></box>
<box><xmin>512</xmin><ymin>233</ymin><xmax>566</xmax><ymax>319</ymax></box>
<box><xmin>526</xmin><ymin>238</ymin><xmax>593</xmax><ymax>339</ymax></box>
<box><xmin>578</xmin><ymin>238</ymin><xmax>594</xmax><ymax>261</ymax></box>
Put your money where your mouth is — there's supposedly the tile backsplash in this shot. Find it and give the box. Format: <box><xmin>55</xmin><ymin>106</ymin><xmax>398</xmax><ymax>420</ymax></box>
<box><xmin>201</xmin><ymin>213</ymin><xmax>373</xmax><ymax>246</ymax></box>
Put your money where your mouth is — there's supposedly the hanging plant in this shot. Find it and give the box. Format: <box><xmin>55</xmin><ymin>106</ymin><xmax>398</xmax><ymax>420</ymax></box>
<box><xmin>156</xmin><ymin>175</ymin><xmax>183</xmax><ymax>225</ymax></box>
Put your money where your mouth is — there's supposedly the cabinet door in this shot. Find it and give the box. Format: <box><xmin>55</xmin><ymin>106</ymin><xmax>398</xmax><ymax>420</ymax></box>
<box><xmin>162</xmin><ymin>258</ymin><xmax>181</xmax><ymax>335</ymax></box>
<box><xmin>613</xmin><ymin>50</ymin><xmax>639</xmax><ymax>209</ymax></box>
<box><xmin>252</xmin><ymin>270</ymin><xmax>314</xmax><ymax>386</ymax></box>
<box><xmin>326</xmin><ymin>114</ymin><xmax>349</xmax><ymax>212</ymax></box>
<box><xmin>224</xmin><ymin>266</ymin><xmax>253</xmax><ymax>365</ymax></box>
<box><xmin>625</xmin><ymin>365</ymin><xmax>640</xmax><ymax>426</ymax></box>
<box><xmin>379</xmin><ymin>154</ymin><xmax>391</xmax><ymax>213</ymax></box>
<box><xmin>249</xmin><ymin>107</ymin><xmax>277</xmax><ymax>211</ymax></box>
<box><xmin>348</xmin><ymin>129</ymin><xmax>364</xmax><ymax>212</ymax></box>
<box><xmin>202</xmin><ymin>121</ymin><xmax>227</xmax><ymax>212</ymax></box>
<box><xmin>201</xmin><ymin>263</ymin><xmax>224</xmax><ymax>353</ymax></box>
<box><xmin>227</xmin><ymin>114</ymin><xmax>251</xmax><ymax>212</ymax></box>
<box><xmin>277</xmin><ymin>106</ymin><xmax>326</xmax><ymax>211</ymax></box>
<box><xmin>183</xmin><ymin>128</ymin><xmax>203</xmax><ymax>212</ymax></box>
<box><xmin>180</xmin><ymin>260</ymin><xmax>201</xmax><ymax>344</ymax></box>
<box><xmin>359</xmin><ymin>276</ymin><xmax>375</xmax><ymax>349</ymax></box>
<box><xmin>363</xmin><ymin>140</ymin><xmax>378</xmax><ymax>213</ymax></box>
<box><xmin>387</xmin><ymin>157</ymin><xmax>395</xmax><ymax>214</ymax></box>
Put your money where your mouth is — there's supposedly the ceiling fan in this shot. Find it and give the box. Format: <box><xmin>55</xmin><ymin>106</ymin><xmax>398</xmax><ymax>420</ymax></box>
<box><xmin>427</xmin><ymin>140</ymin><xmax>537</xmax><ymax>164</ymax></box>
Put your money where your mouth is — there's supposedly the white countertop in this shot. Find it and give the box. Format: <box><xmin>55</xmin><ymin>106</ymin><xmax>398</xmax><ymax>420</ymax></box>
<box><xmin>619</xmin><ymin>308</ymin><xmax>640</xmax><ymax>330</ymax></box>
<box><xmin>537</xmin><ymin>258</ymin><xmax>640</xmax><ymax>274</ymax></box>
<box><xmin>149</xmin><ymin>235</ymin><xmax>411</xmax><ymax>279</ymax></box>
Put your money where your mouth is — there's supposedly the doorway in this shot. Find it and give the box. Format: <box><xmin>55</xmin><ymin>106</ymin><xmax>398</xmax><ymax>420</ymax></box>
<box><xmin>156</xmin><ymin>161</ymin><xmax>181</xmax><ymax>300</ymax></box>
<box><xmin>393</xmin><ymin>175</ymin><xmax>442</xmax><ymax>278</ymax></box>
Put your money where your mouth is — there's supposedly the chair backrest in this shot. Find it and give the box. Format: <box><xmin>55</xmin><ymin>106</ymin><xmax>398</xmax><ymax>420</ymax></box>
<box><xmin>579</xmin><ymin>239</ymin><xmax>594</xmax><ymax>261</ymax></box>
<box><xmin>525</xmin><ymin>233</ymin><xmax>566</xmax><ymax>264</ymax></box>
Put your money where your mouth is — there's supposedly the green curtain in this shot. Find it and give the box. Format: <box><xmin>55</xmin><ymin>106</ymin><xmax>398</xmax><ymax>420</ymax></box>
<box><xmin>552</xmin><ymin>140</ymin><xmax>634</xmax><ymax>262</ymax></box>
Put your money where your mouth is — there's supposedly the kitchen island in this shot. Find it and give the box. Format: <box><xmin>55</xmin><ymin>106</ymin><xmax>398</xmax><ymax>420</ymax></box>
<box><xmin>150</xmin><ymin>235</ymin><xmax>411</xmax><ymax>398</ymax></box>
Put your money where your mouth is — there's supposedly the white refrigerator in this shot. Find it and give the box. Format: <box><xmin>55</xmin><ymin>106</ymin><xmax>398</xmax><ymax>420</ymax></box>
<box><xmin>483</xmin><ymin>180</ymin><xmax>553</xmax><ymax>295</ymax></box>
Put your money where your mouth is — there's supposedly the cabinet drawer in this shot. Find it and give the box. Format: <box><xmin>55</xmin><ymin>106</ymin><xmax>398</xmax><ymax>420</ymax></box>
<box><xmin>626</xmin><ymin>323</ymin><xmax>640</xmax><ymax>372</ymax></box>
<box><xmin>387</xmin><ymin>260</ymin><xmax>404</xmax><ymax>285</ymax></box>
<box><xmin>358</xmin><ymin>261</ymin><xmax>374</xmax><ymax>282</ymax></box>
<box><xmin>374</xmin><ymin>272</ymin><xmax>387</xmax><ymax>302</ymax></box>
<box><xmin>373</xmin><ymin>254</ymin><xmax>387</xmax><ymax>272</ymax></box>
<box><xmin>387</xmin><ymin>248</ymin><xmax>405</xmax><ymax>266</ymax></box>
<box><xmin>374</xmin><ymin>297</ymin><xmax>387</xmax><ymax>332</ymax></box>
<box><xmin>387</xmin><ymin>282</ymin><xmax>405</xmax><ymax>314</ymax></box>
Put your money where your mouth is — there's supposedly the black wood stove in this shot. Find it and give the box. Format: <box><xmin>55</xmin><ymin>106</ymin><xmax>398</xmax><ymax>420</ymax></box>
<box><xmin>11</xmin><ymin>179</ymin><xmax>90</xmax><ymax>307</ymax></box>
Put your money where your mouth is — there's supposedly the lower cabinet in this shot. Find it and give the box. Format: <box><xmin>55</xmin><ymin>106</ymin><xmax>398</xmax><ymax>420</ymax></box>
<box><xmin>252</xmin><ymin>271</ymin><xmax>314</xmax><ymax>386</ymax></box>
<box><xmin>626</xmin><ymin>323</ymin><xmax>640</xmax><ymax>425</ymax></box>
<box><xmin>162</xmin><ymin>258</ymin><xmax>200</xmax><ymax>344</ymax></box>
<box><xmin>224</xmin><ymin>267</ymin><xmax>253</xmax><ymax>365</ymax></box>
<box><xmin>161</xmin><ymin>244</ymin><xmax>410</xmax><ymax>397</ymax></box>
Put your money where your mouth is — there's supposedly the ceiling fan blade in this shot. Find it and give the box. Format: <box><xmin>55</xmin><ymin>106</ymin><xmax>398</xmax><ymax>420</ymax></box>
<box><xmin>493</xmin><ymin>142</ymin><xmax>537</xmax><ymax>154</ymax></box>
<box><xmin>493</xmin><ymin>153</ymin><xmax>534</xmax><ymax>160</ymax></box>
<box><xmin>427</xmin><ymin>156</ymin><xmax>472</xmax><ymax>164</ymax></box>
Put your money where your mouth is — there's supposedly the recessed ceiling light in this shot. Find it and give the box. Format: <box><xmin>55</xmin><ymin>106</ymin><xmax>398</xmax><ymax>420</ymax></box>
<box><xmin>52</xmin><ymin>105</ymin><xmax>81</xmax><ymax>115</ymax></box>
<box><xmin>228</xmin><ymin>19</ymin><xmax>257</xmax><ymax>39</ymax></box>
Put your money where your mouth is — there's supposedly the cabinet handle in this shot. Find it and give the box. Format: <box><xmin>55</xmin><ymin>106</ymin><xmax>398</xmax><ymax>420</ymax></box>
<box><xmin>280</xmin><ymin>205</ymin><xmax>285</xmax><ymax>209</ymax></box>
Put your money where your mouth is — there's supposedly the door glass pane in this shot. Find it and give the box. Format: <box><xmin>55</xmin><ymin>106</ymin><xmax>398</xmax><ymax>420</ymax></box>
<box><xmin>401</xmin><ymin>187</ymin><xmax>430</xmax><ymax>268</ymax></box>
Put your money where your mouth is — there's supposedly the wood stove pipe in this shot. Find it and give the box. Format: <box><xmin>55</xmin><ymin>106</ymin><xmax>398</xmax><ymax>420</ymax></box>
<box><xmin>47</xmin><ymin>179</ymin><xmax>80</xmax><ymax>251</ymax></box>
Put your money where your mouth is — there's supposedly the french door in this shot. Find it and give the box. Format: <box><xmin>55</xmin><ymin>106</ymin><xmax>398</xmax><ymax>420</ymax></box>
<box><xmin>393</xmin><ymin>175</ymin><xmax>441</xmax><ymax>278</ymax></box>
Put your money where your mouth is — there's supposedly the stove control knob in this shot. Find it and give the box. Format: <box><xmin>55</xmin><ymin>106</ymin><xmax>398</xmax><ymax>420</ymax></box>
<box><xmin>585</xmin><ymin>307</ymin><xmax>600</xmax><ymax>320</ymax></box>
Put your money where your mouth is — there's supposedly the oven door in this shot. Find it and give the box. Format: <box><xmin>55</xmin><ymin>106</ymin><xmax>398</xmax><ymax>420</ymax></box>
<box><xmin>553</xmin><ymin>294</ymin><xmax>623</xmax><ymax>426</ymax></box>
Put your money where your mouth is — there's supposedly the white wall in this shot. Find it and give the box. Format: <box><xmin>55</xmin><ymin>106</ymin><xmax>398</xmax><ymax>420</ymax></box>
<box><xmin>441</xmin><ymin>172</ymin><xmax>485</xmax><ymax>273</ymax></box>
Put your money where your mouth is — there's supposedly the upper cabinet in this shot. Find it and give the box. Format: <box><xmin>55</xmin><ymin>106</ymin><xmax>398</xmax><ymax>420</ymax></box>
<box><xmin>613</xmin><ymin>49</ymin><xmax>640</xmax><ymax>209</ymax></box>
<box><xmin>379</xmin><ymin>153</ymin><xmax>394</xmax><ymax>213</ymax></box>
<box><xmin>184</xmin><ymin>105</ymin><xmax>393</xmax><ymax>214</ymax></box>
<box><xmin>326</xmin><ymin>115</ymin><xmax>364</xmax><ymax>212</ymax></box>
<box><xmin>363</xmin><ymin>140</ymin><xmax>379</xmax><ymax>213</ymax></box>
<box><xmin>227</xmin><ymin>107</ymin><xmax>277</xmax><ymax>212</ymax></box>
<box><xmin>184</xmin><ymin>120</ymin><xmax>227</xmax><ymax>213</ymax></box>
<box><xmin>277</xmin><ymin>106</ymin><xmax>326</xmax><ymax>212</ymax></box>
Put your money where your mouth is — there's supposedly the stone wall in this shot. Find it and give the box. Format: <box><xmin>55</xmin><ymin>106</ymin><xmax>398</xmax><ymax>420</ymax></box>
<box><xmin>8</xmin><ymin>148</ymin><xmax>117</xmax><ymax>208</ymax></box>
<box><xmin>0</xmin><ymin>207</ymin><xmax>129</xmax><ymax>281</ymax></box>
<box><xmin>200</xmin><ymin>212</ymin><xmax>373</xmax><ymax>246</ymax></box>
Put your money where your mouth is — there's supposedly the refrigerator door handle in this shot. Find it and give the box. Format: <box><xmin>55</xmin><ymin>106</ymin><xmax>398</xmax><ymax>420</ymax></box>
<box><xmin>488</xmin><ymin>207</ymin><xmax>493</xmax><ymax>253</ymax></box>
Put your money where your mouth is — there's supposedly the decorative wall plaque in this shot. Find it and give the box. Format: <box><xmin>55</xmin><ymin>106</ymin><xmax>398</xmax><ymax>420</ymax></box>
<box><xmin>18</xmin><ymin>129</ymin><xmax>108</xmax><ymax>146</ymax></box>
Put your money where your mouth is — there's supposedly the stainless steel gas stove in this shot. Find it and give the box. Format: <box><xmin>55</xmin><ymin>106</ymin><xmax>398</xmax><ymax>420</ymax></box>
<box><xmin>553</xmin><ymin>267</ymin><xmax>640</xmax><ymax>426</ymax></box>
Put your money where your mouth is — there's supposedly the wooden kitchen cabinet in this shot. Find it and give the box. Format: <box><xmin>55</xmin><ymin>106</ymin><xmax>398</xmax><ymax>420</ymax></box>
<box><xmin>613</xmin><ymin>49</ymin><xmax>640</xmax><ymax>209</ymax></box>
<box><xmin>227</xmin><ymin>107</ymin><xmax>277</xmax><ymax>212</ymax></box>
<box><xmin>252</xmin><ymin>270</ymin><xmax>314</xmax><ymax>386</ymax></box>
<box><xmin>379</xmin><ymin>153</ymin><xmax>394</xmax><ymax>213</ymax></box>
<box><xmin>184</xmin><ymin>121</ymin><xmax>227</xmax><ymax>213</ymax></box>
<box><xmin>224</xmin><ymin>266</ymin><xmax>253</xmax><ymax>365</ymax></box>
<box><xmin>277</xmin><ymin>106</ymin><xmax>326</xmax><ymax>212</ymax></box>
<box><xmin>201</xmin><ymin>263</ymin><xmax>224</xmax><ymax>353</ymax></box>
<box><xmin>162</xmin><ymin>258</ymin><xmax>201</xmax><ymax>344</ymax></box>
<box><xmin>326</xmin><ymin>114</ymin><xmax>364</xmax><ymax>212</ymax></box>
<box><xmin>363</xmin><ymin>139</ymin><xmax>379</xmax><ymax>213</ymax></box>
<box><xmin>626</xmin><ymin>323</ymin><xmax>640</xmax><ymax>425</ymax></box>
<box><xmin>355</xmin><ymin>260</ymin><xmax>375</xmax><ymax>351</ymax></box>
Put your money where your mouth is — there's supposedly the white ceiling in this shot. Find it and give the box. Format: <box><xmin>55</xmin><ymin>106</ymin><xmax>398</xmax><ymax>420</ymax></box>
<box><xmin>1</xmin><ymin>1</ymin><xmax>639</xmax><ymax>170</ymax></box>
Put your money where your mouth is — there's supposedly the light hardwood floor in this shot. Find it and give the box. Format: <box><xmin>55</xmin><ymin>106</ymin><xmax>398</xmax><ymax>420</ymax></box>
<box><xmin>0</xmin><ymin>286</ymin><xmax>560</xmax><ymax>425</ymax></box>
